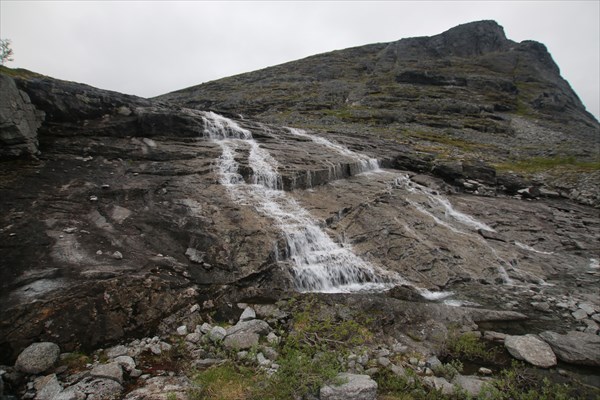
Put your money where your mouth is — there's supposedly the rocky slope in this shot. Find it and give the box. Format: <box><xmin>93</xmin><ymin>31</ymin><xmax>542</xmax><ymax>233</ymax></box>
<box><xmin>159</xmin><ymin>20</ymin><xmax>599</xmax><ymax>206</ymax></box>
<box><xmin>0</xmin><ymin>20</ymin><xmax>599</xmax><ymax>399</ymax></box>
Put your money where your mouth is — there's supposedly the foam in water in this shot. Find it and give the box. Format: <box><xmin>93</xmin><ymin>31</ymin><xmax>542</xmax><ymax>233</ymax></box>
<box><xmin>202</xmin><ymin>111</ymin><xmax>252</xmax><ymax>140</ymax></box>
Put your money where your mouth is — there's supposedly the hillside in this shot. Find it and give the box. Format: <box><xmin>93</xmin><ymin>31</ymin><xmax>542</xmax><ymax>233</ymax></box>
<box><xmin>0</xmin><ymin>20</ymin><xmax>599</xmax><ymax>399</ymax></box>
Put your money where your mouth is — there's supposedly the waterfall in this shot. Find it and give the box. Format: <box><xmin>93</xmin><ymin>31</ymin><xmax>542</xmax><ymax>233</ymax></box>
<box><xmin>392</xmin><ymin>175</ymin><xmax>514</xmax><ymax>284</ymax></box>
<box><xmin>288</xmin><ymin>127</ymin><xmax>381</xmax><ymax>175</ymax></box>
<box><xmin>202</xmin><ymin>112</ymin><xmax>398</xmax><ymax>293</ymax></box>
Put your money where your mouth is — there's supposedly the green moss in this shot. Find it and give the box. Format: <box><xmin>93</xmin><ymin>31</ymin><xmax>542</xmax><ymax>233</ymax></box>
<box><xmin>0</xmin><ymin>65</ymin><xmax>42</xmax><ymax>79</ymax></box>
<box><xmin>495</xmin><ymin>156</ymin><xmax>600</xmax><ymax>174</ymax></box>
<box><xmin>407</xmin><ymin>130</ymin><xmax>489</xmax><ymax>152</ymax></box>
<box><xmin>59</xmin><ymin>351</ymin><xmax>91</xmax><ymax>373</ymax></box>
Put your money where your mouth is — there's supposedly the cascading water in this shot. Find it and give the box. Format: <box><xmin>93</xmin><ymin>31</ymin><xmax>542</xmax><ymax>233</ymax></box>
<box><xmin>392</xmin><ymin>175</ymin><xmax>515</xmax><ymax>284</ymax></box>
<box><xmin>202</xmin><ymin>112</ymin><xmax>399</xmax><ymax>293</ymax></box>
<box><xmin>288</xmin><ymin>127</ymin><xmax>380</xmax><ymax>175</ymax></box>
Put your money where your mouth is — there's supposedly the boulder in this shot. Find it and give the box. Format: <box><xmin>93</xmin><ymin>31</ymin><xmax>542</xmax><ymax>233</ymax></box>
<box><xmin>105</xmin><ymin>345</ymin><xmax>128</xmax><ymax>359</ymax></box>
<box><xmin>15</xmin><ymin>342</ymin><xmax>60</xmax><ymax>374</ymax></box>
<box><xmin>239</xmin><ymin>306</ymin><xmax>256</xmax><ymax>322</ymax></box>
<box><xmin>453</xmin><ymin>374</ymin><xmax>490</xmax><ymax>396</ymax></box>
<box><xmin>504</xmin><ymin>334</ymin><xmax>556</xmax><ymax>368</ymax></box>
<box><xmin>112</xmin><ymin>356</ymin><xmax>136</xmax><ymax>373</ymax></box>
<box><xmin>208</xmin><ymin>326</ymin><xmax>227</xmax><ymax>343</ymax></box>
<box><xmin>320</xmin><ymin>373</ymin><xmax>378</xmax><ymax>400</ymax></box>
<box><xmin>422</xmin><ymin>376</ymin><xmax>454</xmax><ymax>395</ymax></box>
<box><xmin>33</xmin><ymin>374</ymin><xmax>63</xmax><ymax>400</ymax></box>
<box><xmin>90</xmin><ymin>362</ymin><xmax>124</xmax><ymax>384</ymax></box>
<box><xmin>539</xmin><ymin>331</ymin><xmax>600</xmax><ymax>366</ymax></box>
<box><xmin>223</xmin><ymin>319</ymin><xmax>270</xmax><ymax>349</ymax></box>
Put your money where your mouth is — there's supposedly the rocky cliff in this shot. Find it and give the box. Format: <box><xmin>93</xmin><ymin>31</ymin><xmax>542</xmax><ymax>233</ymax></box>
<box><xmin>0</xmin><ymin>20</ymin><xmax>599</xmax><ymax>397</ymax></box>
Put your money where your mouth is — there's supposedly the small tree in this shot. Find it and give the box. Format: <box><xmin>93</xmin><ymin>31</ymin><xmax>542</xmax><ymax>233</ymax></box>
<box><xmin>1</xmin><ymin>39</ymin><xmax>14</xmax><ymax>65</ymax></box>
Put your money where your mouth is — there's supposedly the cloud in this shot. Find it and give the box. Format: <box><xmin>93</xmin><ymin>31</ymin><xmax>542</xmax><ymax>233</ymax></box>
<box><xmin>1</xmin><ymin>1</ymin><xmax>598</xmax><ymax>119</ymax></box>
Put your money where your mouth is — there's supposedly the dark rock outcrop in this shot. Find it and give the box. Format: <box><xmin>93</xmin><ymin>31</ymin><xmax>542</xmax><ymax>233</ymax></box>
<box><xmin>0</xmin><ymin>74</ymin><xmax>44</xmax><ymax>158</ymax></box>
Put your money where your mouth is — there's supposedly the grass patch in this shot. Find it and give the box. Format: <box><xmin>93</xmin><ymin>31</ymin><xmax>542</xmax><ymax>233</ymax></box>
<box><xmin>0</xmin><ymin>65</ymin><xmax>42</xmax><ymax>79</ymax></box>
<box><xmin>479</xmin><ymin>361</ymin><xmax>595</xmax><ymax>400</ymax></box>
<box><xmin>495</xmin><ymin>156</ymin><xmax>600</xmax><ymax>174</ymax></box>
<box><xmin>59</xmin><ymin>351</ymin><xmax>91</xmax><ymax>373</ymax></box>
<box><xmin>444</xmin><ymin>331</ymin><xmax>498</xmax><ymax>363</ymax></box>
<box><xmin>407</xmin><ymin>130</ymin><xmax>488</xmax><ymax>152</ymax></box>
<box><xmin>255</xmin><ymin>298</ymin><xmax>373</xmax><ymax>399</ymax></box>
<box><xmin>190</xmin><ymin>362</ymin><xmax>259</xmax><ymax>400</ymax></box>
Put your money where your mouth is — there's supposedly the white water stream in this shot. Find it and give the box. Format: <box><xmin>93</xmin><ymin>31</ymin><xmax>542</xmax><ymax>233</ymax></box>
<box><xmin>201</xmin><ymin>112</ymin><xmax>535</xmax><ymax>296</ymax></box>
<box><xmin>391</xmin><ymin>175</ymin><xmax>514</xmax><ymax>284</ymax></box>
<box><xmin>203</xmin><ymin>112</ymin><xmax>400</xmax><ymax>293</ymax></box>
<box><xmin>288</xmin><ymin>127</ymin><xmax>380</xmax><ymax>175</ymax></box>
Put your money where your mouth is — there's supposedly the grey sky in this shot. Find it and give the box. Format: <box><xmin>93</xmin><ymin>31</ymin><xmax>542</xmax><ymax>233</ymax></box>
<box><xmin>1</xmin><ymin>1</ymin><xmax>599</xmax><ymax>120</ymax></box>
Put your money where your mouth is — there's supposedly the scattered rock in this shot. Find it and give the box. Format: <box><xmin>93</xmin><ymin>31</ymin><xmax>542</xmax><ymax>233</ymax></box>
<box><xmin>504</xmin><ymin>334</ymin><xmax>556</xmax><ymax>368</ymax></box>
<box><xmin>239</xmin><ymin>307</ymin><xmax>256</xmax><ymax>322</ymax></box>
<box><xmin>112</xmin><ymin>251</ymin><xmax>123</xmax><ymax>260</ymax></box>
<box><xmin>67</xmin><ymin>377</ymin><xmax>123</xmax><ymax>400</ymax></box>
<box><xmin>266</xmin><ymin>332</ymin><xmax>280</xmax><ymax>345</ymax></box>
<box><xmin>207</xmin><ymin>326</ymin><xmax>227</xmax><ymax>343</ymax></box>
<box><xmin>176</xmin><ymin>325</ymin><xmax>188</xmax><ymax>336</ymax></box>
<box><xmin>223</xmin><ymin>319</ymin><xmax>270</xmax><ymax>350</ymax></box>
<box><xmin>453</xmin><ymin>374</ymin><xmax>489</xmax><ymax>396</ymax></box>
<box><xmin>422</xmin><ymin>376</ymin><xmax>454</xmax><ymax>395</ymax></box>
<box><xmin>15</xmin><ymin>342</ymin><xmax>60</xmax><ymax>374</ymax></box>
<box><xmin>483</xmin><ymin>331</ymin><xmax>506</xmax><ymax>343</ymax></box>
<box><xmin>572</xmin><ymin>309</ymin><xmax>588</xmax><ymax>320</ymax></box>
<box><xmin>185</xmin><ymin>332</ymin><xmax>201</xmax><ymax>344</ymax></box>
<box><xmin>320</xmin><ymin>373</ymin><xmax>378</xmax><ymax>400</ymax></box>
<box><xmin>578</xmin><ymin>303</ymin><xmax>596</xmax><ymax>315</ymax></box>
<box><xmin>90</xmin><ymin>362</ymin><xmax>123</xmax><ymax>384</ymax></box>
<box><xmin>33</xmin><ymin>374</ymin><xmax>62</xmax><ymax>400</ymax></box>
<box><xmin>105</xmin><ymin>345</ymin><xmax>128</xmax><ymax>359</ymax></box>
<box><xmin>113</xmin><ymin>355</ymin><xmax>136</xmax><ymax>374</ymax></box>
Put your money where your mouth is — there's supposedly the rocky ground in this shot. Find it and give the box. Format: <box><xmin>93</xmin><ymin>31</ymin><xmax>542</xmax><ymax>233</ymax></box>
<box><xmin>1</xmin><ymin>295</ymin><xmax>599</xmax><ymax>399</ymax></box>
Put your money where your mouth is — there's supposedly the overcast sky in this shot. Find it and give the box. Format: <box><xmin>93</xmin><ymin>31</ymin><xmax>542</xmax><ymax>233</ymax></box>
<box><xmin>1</xmin><ymin>1</ymin><xmax>599</xmax><ymax>120</ymax></box>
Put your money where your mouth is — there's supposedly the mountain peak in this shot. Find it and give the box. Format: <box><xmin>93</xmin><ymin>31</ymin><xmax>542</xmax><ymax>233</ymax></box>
<box><xmin>394</xmin><ymin>20</ymin><xmax>512</xmax><ymax>58</ymax></box>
